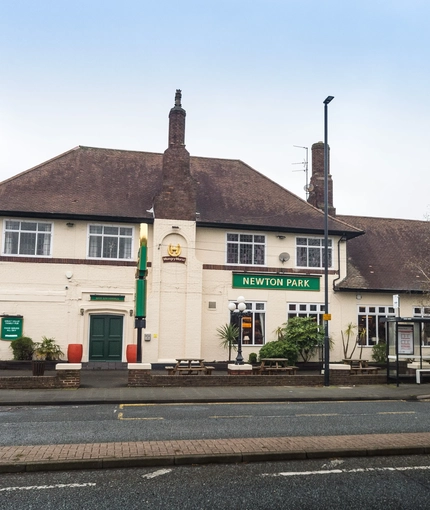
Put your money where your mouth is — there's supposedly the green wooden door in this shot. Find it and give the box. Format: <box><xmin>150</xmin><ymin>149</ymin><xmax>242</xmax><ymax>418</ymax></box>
<box><xmin>89</xmin><ymin>315</ymin><xmax>123</xmax><ymax>361</ymax></box>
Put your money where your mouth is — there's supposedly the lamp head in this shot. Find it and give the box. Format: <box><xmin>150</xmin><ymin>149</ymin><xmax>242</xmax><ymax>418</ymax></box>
<box><xmin>324</xmin><ymin>96</ymin><xmax>334</xmax><ymax>104</ymax></box>
<box><xmin>237</xmin><ymin>296</ymin><xmax>245</xmax><ymax>304</ymax></box>
<box><xmin>228</xmin><ymin>302</ymin><xmax>237</xmax><ymax>312</ymax></box>
<box><xmin>238</xmin><ymin>302</ymin><xmax>247</xmax><ymax>312</ymax></box>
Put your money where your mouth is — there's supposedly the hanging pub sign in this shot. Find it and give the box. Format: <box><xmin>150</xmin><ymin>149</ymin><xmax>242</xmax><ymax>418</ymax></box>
<box><xmin>1</xmin><ymin>316</ymin><xmax>23</xmax><ymax>340</ymax></box>
<box><xmin>232</xmin><ymin>273</ymin><xmax>320</xmax><ymax>291</ymax></box>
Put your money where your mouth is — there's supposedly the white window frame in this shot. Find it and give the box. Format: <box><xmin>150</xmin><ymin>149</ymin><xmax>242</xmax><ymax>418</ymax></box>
<box><xmin>230</xmin><ymin>301</ymin><xmax>266</xmax><ymax>346</ymax></box>
<box><xmin>287</xmin><ymin>302</ymin><xmax>325</xmax><ymax>325</ymax></box>
<box><xmin>226</xmin><ymin>232</ymin><xmax>266</xmax><ymax>266</ymax></box>
<box><xmin>87</xmin><ymin>224</ymin><xmax>134</xmax><ymax>260</ymax></box>
<box><xmin>358</xmin><ymin>305</ymin><xmax>396</xmax><ymax>346</ymax></box>
<box><xmin>413</xmin><ymin>306</ymin><xmax>430</xmax><ymax>346</ymax></box>
<box><xmin>296</xmin><ymin>236</ymin><xmax>332</xmax><ymax>268</ymax></box>
<box><xmin>3</xmin><ymin>219</ymin><xmax>53</xmax><ymax>257</ymax></box>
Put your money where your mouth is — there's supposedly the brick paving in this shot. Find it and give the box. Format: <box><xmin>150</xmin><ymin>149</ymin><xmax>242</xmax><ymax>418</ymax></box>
<box><xmin>1</xmin><ymin>432</ymin><xmax>430</xmax><ymax>473</ymax></box>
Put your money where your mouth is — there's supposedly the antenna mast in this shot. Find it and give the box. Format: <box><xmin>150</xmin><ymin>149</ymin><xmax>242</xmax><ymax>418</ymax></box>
<box><xmin>292</xmin><ymin>145</ymin><xmax>309</xmax><ymax>199</ymax></box>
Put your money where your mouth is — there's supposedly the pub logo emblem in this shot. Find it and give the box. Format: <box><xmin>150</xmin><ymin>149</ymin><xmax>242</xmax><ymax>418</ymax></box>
<box><xmin>163</xmin><ymin>243</ymin><xmax>186</xmax><ymax>263</ymax></box>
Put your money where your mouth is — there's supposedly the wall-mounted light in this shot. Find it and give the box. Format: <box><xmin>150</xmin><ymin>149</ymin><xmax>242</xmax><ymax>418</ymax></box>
<box><xmin>65</xmin><ymin>271</ymin><xmax>73</xmax><ymax>279</ymax></box>
<box><xmin>129</xmin><ymin>310</ymin><xmax>134</xmax><ymax>316</ymax></box>
<box><xmin>80</xmin><ymin>308</ymin><xmax>84</xmax><ymax>316</ymax></box>
<box><xmin>276</xmin><ymin>235</ymin><xmax>286</xmax><ymax>240</ymax></box>
<box><xmin>356</xmin><ymin>294</ymin><xmax>362</xmax><ymax>300</ymax></box>
<box><xmin>66</xmin><ymin>222</ymin><xmax>75</xmax><ymax>227</ymax></box>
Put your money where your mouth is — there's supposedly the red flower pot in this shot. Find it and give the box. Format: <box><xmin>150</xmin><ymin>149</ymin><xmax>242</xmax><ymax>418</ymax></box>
<box><xmin>67</xmin><ymin>344</ymin><xmax>83</xmax><ymax>363</ymax></box>
<box><xmin>126</xmin><ymin>344</ymin><xmax>137</xmax><ymax>363</ymax></box>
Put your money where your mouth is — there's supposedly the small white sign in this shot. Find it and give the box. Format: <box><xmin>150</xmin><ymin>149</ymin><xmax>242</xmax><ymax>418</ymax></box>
<box><xmin>393</xmin><ymin>294</ymin><xmax>400</xmax><ymax>309</ymax></box>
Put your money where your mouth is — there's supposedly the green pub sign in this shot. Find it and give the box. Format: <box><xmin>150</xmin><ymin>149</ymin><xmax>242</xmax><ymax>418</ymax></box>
<box><xmin>233</xmin><ymin>273</ymin><xmax>320</xmax><ymax>291</ymax></box>
<box><xmin>1</xmin><ymin>317</ymin><xmax>23</xmax><ymax>340</ymax></box>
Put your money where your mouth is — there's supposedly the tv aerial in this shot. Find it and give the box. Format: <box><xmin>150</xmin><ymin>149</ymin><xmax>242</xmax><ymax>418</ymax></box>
<box><xmin>292</xmin><ymin>145</ymin><xmax>310</xmax><ymax>199</ymax></box>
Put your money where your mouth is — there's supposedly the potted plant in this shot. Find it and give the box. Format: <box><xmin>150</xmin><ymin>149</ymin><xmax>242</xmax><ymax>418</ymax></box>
<box><xmin>32</xmin><ymin>336</ymin><xmax>64</xmax><ymax>376</ymax></box>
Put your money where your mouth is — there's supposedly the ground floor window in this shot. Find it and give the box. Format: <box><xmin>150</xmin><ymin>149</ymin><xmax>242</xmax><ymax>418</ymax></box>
<box><xmin>287</xmin><ymin>303</ymin><xmax>325</xmax><ymax>325</ymax></box>
<box><xmin>358</xmin><ymin>305</ymin><xmax>396</xmax><ymax>346</ymax></box>
<box><xmin>413</xmin><ymin>306</ymin><xmax>430</xmax><ymax>345</ymax></box>
<box><xmin>230</xmin><ymin>301</ymin><xmax>265</xmax><ymax>345</ymax></box>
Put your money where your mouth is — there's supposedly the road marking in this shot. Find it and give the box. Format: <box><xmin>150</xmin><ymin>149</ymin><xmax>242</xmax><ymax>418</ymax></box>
<box><xmin>296</xmin><ymin>413</ymin><xmax>339</xmax><ymax>417</ymax></box>
<box><xmin>142</xmin><ymin>469</ymin><xmax>172</xmax><ymax>479</ymax></box>
<box><xmin>377</xmin><ymin>411</ymin><xmax>416</xmax><ymax>415</ymax></box>
<box><xmin>117</xmin><ymin>411</ymin><xmax>163</xmax><ymax>421</ymax></box>
<box><xmin>210</xmin><ymin>415</ymin><xmax>253</xmax><ymax>419</ymax></box>
<box><xmin>0</xmin><ymin>483</ymin><xmax>96</xmax><ymax>492</ymax></box>
<box><xmin>263</xmin><ymin>466</ymin><xmax>430</xmax><ymax>477</ymax></box>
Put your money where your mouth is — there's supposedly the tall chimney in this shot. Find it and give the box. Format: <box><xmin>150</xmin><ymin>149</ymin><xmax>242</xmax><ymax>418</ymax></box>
<box><xmin>307</xmin><ymin>141</ymin><xmax>336</xmax><ymax>216</ymax></box>
<box><xmin>153</xmin><ymin>90</ymin><xmax>197</xmax><ymax>220</ymax></box>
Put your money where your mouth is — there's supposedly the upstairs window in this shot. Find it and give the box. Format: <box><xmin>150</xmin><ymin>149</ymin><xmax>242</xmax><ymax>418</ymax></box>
<box><xmin>296</xmin><ymin>237</ymin><xmax>332</xmax><ymax>268</ymax></box>
<box><xmin>227</xmin><ymin>233</ymin><xmax>265</xmax><ymax>265</ymax></box>
<box><xmin>3</xmin><ymin>220</ymin><xmax>52</xmax><ymax>256</ymax></box>
<box><xmin>88</xmin><ymin>225</ymin><xmax>133</xmax><ymax>260</ymax></box>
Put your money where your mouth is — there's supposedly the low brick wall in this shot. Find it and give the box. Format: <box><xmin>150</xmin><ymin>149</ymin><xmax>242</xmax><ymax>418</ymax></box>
<box><xmin>0</xmin><ymin>370</ymin><xmax>80</xmax><ymax>389</ymax></box>
<box><xmin>128</xmin><ymin>369</ymin><xmax>386</xmax><ymax>387</ymax></box>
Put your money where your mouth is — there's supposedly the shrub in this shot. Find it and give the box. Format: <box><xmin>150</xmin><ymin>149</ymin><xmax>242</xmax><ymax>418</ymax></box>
<box><xmin>248</xmin><ymin>352</ymin><xmax>257</xmax><ymax>364</ymax></box>
<box><xmin>276</xmin><ymin>317</ymin><xmax>324</xmax><ymax>363</ymax></box>
<box><xmin>371</xmin><ymin>342</ymin><xmax>387</xmax><ymax>364</ymax></box>
<box><xmin>258</xmin><ymin>340</ymin><xmax>299</xmax><ymax>365</ymax></box>
<box><xmin>9</xmin><ymin>336</ymin><xmax>35</xmax><ymax>360</ymax></box>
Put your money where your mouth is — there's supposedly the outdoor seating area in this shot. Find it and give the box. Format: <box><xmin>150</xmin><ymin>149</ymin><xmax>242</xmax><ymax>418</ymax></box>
<box><xmin>254</xmin><ymin>358</ymin><xmax>298</xmax><ymax>375</ymax></box>
<box><xmin>343</xmin><ymin>358</ymin><xmax>380</xmax><ymax>375</ymax></box>
<box><xmin>165</xmin><ymin>358</ymin><xmax>215</xmax><ymax>375</ymax></box>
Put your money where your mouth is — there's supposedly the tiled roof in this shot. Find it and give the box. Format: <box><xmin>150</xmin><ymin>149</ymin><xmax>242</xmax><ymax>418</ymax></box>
<box><xmin>337</xmin><ymin>215</ymin><xmax>430</xmax><ymax>293</ymax></box>
<box><xmin>0</xmin><ymin>146</ymin><xmax>362</xmax><ymax>237</ymax></box>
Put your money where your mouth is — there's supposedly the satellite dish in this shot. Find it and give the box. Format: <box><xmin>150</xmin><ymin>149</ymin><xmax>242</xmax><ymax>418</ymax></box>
<box><xmin>279</xmin><ymin>252</ymin><xmax>290</xmax><ymax>263</ymax></box>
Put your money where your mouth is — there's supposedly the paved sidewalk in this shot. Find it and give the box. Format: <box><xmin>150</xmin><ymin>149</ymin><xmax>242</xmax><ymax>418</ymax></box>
<box><xmin>1</xmin><ymin>370</ymin><xmax>430</xmax><ymax>474</ymax></box>
<box><xmin>0</xmin><ymin>369</ymin><xmax>430</xmax><ymax>406</ymax></box>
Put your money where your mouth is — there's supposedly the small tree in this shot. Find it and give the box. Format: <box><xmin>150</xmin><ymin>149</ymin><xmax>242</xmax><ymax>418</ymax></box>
<box><xmin>216</xmin><ymin>323</ymin><xmax>239</xmax><ymax>361</ymax></box>
<box><xmin>341</xmin><ymin>322</ymin><xmax>358</xmax><ymax>360</ymax></box>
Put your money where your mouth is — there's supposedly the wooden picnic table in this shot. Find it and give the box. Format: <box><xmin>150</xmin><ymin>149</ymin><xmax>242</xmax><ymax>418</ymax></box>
<box><xmin>343</xmin><ymin>359</ymin><xmax>369</xmax><ymax>368</ymax></box>
<box><xmin>257</xmin><ymin>358</ymin><xmax>298</xmax><ymax>375</ymax></box>
<box><xmin>166</xmin><ymin>358</ymin><xmax>214</xmax><ymax>375</ymax></box>
<box><xmin>343</xmin><ymin>358</ymin><xmax>380</xmax><ymax>374</ymax></box>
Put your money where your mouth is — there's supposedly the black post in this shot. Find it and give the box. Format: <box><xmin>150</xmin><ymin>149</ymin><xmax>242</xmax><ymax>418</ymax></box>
<box><xmin>235</xmin><ymin>310</ymin><xmax>244</xmax><ymax>365</ymax></box>
<box><xmin>323</xmin><ymin>95</ymin><xmax>334</xmax><ymax>387</ymax></box>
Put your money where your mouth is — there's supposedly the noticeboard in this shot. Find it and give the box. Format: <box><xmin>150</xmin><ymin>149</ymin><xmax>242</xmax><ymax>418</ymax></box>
<box><xmin>397</xmin><ymin>325</ymin><xmax>414</xmax><ymax>355</ymax></box>
<box><xmin>1</xmin><ymin>317</ymin><xmax>23</xmax><ymax>340</ymax></box>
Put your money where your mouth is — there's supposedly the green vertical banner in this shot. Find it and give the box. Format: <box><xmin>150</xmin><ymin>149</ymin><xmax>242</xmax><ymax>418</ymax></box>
<box><xmin>135</xmin><ymin>279</ymin><xmax>147</xmax><ymax>318</ymax></box>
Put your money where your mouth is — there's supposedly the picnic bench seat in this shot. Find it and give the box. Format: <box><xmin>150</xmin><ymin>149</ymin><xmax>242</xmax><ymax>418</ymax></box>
<box><xmin>257</xmin><ymin>366</ymin><xmax>298</xmax><ymax>375</ymax></box>
<box><xmin>350</xmin><ymin>366</ymin><xmax>380</xmax><ymax>375</ymax></box>
<box><xmin>165</xmin><ymin>365</ymin><xmax>214</xmax><ymax>375</ymax></box>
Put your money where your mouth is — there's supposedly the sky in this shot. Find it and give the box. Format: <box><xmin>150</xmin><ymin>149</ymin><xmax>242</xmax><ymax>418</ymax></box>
<box><xmin>1</xmin><ymin>0</ymin><xmax>429</xmax><ymax>221</ymax></box>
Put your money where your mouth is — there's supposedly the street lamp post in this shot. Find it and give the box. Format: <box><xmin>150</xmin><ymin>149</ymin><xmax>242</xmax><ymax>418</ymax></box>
<box><xmin>323</xmin><ymin>95</ymin><xmax>334</xmax><ymax>386</ymax></box>
<box><xmin>228</xmin><ymin>296</ymin><xmax>248</xmax><ymax>365</ymax></box>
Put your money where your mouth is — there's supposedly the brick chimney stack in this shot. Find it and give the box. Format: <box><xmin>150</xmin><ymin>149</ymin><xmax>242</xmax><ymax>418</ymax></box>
<box><xmin>153</xmin><ymin>90</ymin><xmax>197</xmax><ymax>220</ymax></box>
<box><xmin>307</xmin><ymin>141</ymin><xmax>336</xmax><ymax>216</ymax></box>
